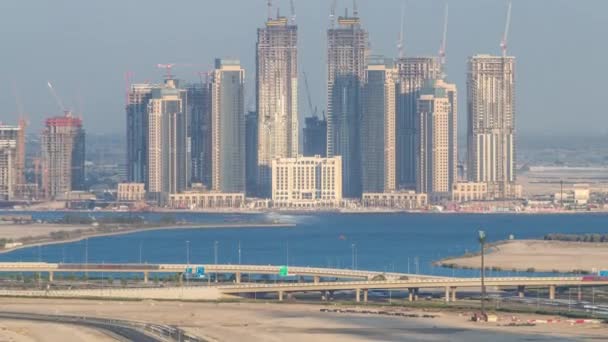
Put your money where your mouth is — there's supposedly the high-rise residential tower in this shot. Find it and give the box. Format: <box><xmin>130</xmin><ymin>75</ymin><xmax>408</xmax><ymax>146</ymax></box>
<box><xmin>126</xmin><ymin>83</ymin><xmax>158</xmax><ymax>184</ymax></box>
<box><xmin>188</xmin><ymin>81</ymin><xmax>212</xmax><ymax>187</ymax></box>
<box><xmin>41</xmin><ymin>113</ymin><xmax>85</xmax><ymax>199</ymax></box>
<box><xmin>256</xmin><ymin>15</ymin><xmax>299</xmax><ymax>197</ymax></box>
<box><xmin>245</xmin><ymin>110</ymin><xmax>258</xmax><ymax>196</ymax></box>
<box><xmin>327</xmin><ymin>11</ymin><xmax>369</xmax><ymax>198</ymax></box>
<box><xmin>361</xmin><ymin>57</ymin><xmax>398</xmax><ymax>193</ymax></box>
<box><xmin>147</xmin><ymin>79</ymin><xmax>189</xmax><ymax>203</ymax></box>
<box><xmin>467</xmin><ymin>55</ymin><xmax>516</xmax><ymax>198</ymax></box>
<box><xmin>303</xmin><ymin>116</ymin><xmax>327</xmax><ymax>157</ymax></box>
<box><xmin>395</xmin><ymin>57</ymin><xmax>441</xmax><ymax>190</ymax></box>
<box><xmin>211</xmin><ymin>59</ymin><xmax>245</xmax><ymax>193</ymax></box>
<box><xmin>0</xmin><ymin>125</ymin><xmax>20</xmax><ymax>200</ymax></box>
<box><xmin>416</xmin><ymin>79</ymin><xmax>457</xmax><ymax>201</ymax></box>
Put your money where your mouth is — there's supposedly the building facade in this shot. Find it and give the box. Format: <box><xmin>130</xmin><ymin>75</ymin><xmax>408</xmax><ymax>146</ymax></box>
<box><xmin>416</xmin><ymin>79</ymin><xmax>457</xmax><ymax>202</ymax></box>
<box><xmin>168</xmin><ymin>191</ymin><xmax>245</xmax><ymax>209</ymax></box>
<box><xmin>211</xmin><ymin>59</ymin><xmax>245</xmax><ymax>193</ymax></box>
<box><xmin>272</xmin><ymin>155</ymin><xmax>342</xmax><ymax>207</ymax></box>
<box><xmin>256</xmin><ymin>16</ymin><xmax>299</xmax><ymax>197</ymax></box>
<box><xmin>467</xmin><ymin>55</ymin><xmax>517</xmax><ymax>199</ymax></box>
<box><xmin>361</xmin><ymin>57</ymin><xmax>398</xmax><ymax>193</ymax></box>
<box><xmin>188</xmin><ymin>82</ymin><xmax>212</xmax><ymax>187</ymax></box>
<box><xmin>117</xmin><ymin>183</ymin><xmax>146</xmax><ymax>202</ymax></box>
<box><xmin>327</xmin><ymin>14</ymin><xmax>369</xmax><ymax>198</ymax></box>
<box><xmin>147</xmin><ymin>79</ymin><xmax>189</xmax><ymax>203</ymax></box>
<box><xmin>451</xmin><ymin>182</ymin><xmax>488</xmax><ymax>202</ymax></box>
<box><xmin>126</xmin><ymin>83</ymin><xmax>157</xmax><ymax>184</ymax></box>
<box><xmin>395</xmin><ymin>57</ymin><xmax>441</xmax><ymax>190</ymax></box>
<box><xmin>41</xmin><ymin>114</ymin><xmax>85</xmax><ymax>199</ymax></box>
<box><xmin>303</xmin><ymin>116</ymin><xmax>327</xmax><ymax>157</ymax></box>
<box><xmin>245</xmin><ymin>110</ymin><xmax>258</xmax><ymax>197</ymax></box>
<box><xmin>361</xmin><ymin>191</ymin><xmax>427</xmax><ymax>209</ymax></box>
<box><xmin>0</xmin><ymin>125</ymin><xmax>20</xmax><ymax>200</ymax></box>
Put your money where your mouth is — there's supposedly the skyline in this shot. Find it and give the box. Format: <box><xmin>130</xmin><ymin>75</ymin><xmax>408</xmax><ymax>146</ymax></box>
<box><xmin>0</xmin><ymin>0</ymin><xmax>605</xmax><ymax>137</ymax></box>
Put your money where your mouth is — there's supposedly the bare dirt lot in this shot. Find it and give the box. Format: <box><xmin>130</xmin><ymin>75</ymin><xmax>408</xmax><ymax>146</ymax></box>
<box><xmin>438</xmin><ymin>239</ymin><xmax>608</xmax><ymax>273</ymax></box>
<box><xmin>0</xmin><ymin>298</ymin><xmax>604</xmax><ymax>341</ymax></box>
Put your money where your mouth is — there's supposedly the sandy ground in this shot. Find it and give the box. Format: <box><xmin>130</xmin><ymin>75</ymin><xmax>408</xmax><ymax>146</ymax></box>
<box><xmin>439</xmin><ymin>240</ymin><xmax>608</xmax><ymax>273</ymax></box>
<box><xmin>0</xmin><ymin>223</ymin><xmax>92</xmax><ymax>241</ymax></box>
<box><xmin>0</xmin><ymin>319</ymin><xmax>116</xmax><ymax>342</ymax></box>
<box><xmin>0</xmin><ymin>298</ymin><xmax>604</xmax><ymax>341</ymax></box>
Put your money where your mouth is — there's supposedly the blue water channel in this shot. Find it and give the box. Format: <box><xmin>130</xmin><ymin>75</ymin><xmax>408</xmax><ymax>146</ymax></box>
<box><xmin>1</xmin><ymin>211</ymin><xmax>607</xmax><ymax>278</ymax></box>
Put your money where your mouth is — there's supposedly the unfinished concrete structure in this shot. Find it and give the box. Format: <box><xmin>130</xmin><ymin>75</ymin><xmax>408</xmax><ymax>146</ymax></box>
<box><xmin>41</xmin><ymin>113</ymin><xmax>85</xmax><ymax>199</ymax></box>
<box><xmin>256</xmin><ymin>15</ymin><xmax>299</xmax><ymax>198</ymax></box>
<box><xmin>467</xmin><ymin>55</ymin><xmax>516</xmax><ymax>199</ymax></box>
<box><xmin>0</xmin><ymin>125</ymin><xmax>20</xmax><ymax>200</ymax></box>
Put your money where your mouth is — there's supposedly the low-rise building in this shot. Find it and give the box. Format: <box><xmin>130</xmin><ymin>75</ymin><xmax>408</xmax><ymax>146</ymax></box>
<box><xmin>168</xmin><ymin>191</ymin><xmax>245</xmax><ymax>209</ymax></box>
<box><xmin>117</xmin><ymin>183</ymin><xmax>146</xmax><ymax>202</ymax></box>
<box><xmin>272</xmin><ymin>155</ymin><xmax>342</xmax><ymax>208</ymax></box>
<box><xmin>573</xmin><ymin>184</ymin><xmax>590</xmax><ymax>205</ymax></box>
<box><xmin>451</xmin><ymin>182</ymin><xmax>488</xmax><ymax>202</ymax></box>
<box><xmin>361</xmin><ymin>191</ymin><xmax>427</xmax><ymax>209</ymax></box>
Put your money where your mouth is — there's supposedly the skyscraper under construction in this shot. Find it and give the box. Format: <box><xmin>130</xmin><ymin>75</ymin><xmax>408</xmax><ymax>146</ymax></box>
<box><xmin>41</xmin><ymin>113</ymin><xmax>85</xmax><ymax>199</ymax></box>
<box><xmin>326</xmin><ymin>8</ymin><xmax>369</xmax><ymax>198</ymax></box>
<box><xmin>467</xmin><ymin>55</ymin><xmax>517</xmax><ymax>198</ymax></box>
<box><xmin>256</xmin><ymin>13</ymin><xmax>299</xmax><ymax>198</ymax></box>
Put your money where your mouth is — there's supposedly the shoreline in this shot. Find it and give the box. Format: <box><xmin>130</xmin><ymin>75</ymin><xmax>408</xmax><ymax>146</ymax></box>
<box><xmin>3</xmin><ymin>207</ymin><xmax>608</xmax><ymax>216</ymax></box>
<box><xmin>435</xmin><ymin>239</ymin><xmax>608</xmax><ymax>274</ymax></box>
<box><xmin>0</xmin><ymin>222</ymin><xmax>295</xmax><ymax>255</ymax></box>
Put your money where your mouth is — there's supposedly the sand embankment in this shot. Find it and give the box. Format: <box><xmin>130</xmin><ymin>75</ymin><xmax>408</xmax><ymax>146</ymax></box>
<box><xmin>0</xmin><ymin>222</ymin><xmax>295</xmax><ymax>255</ymax></box>
<box><xmin>436</xmin><ymin>240</ymin><xmax>608</xmax><ymax>273</ymax></box>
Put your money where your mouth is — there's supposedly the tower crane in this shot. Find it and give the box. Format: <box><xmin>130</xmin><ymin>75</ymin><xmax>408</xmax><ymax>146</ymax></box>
<box><xmin>303</xmin><ymin>72</ymin><xmax>317</xmax><ymax>118</ymax></box>
<box><xmin>438</xmin><ymin>3</ymin><xmax>449</xmax><ymax>66</ymax></box>
<box><xmin>397</xmin><ymin>2</ymin><xmax>405</xmax><ymax>58</ymax></box>
<box><xmin>330</xmin><ymin>0</ymin><xmax>337</xmax><ymax>27</ymax></box>
<box><xmin>290</xmin><ymin>0</ymin><xmax>296</xmax><ymax>24</ymax></box>
<box><xmin>47</xmin><ymin>82</ymin><xmax>69</xmax><ymax>116</ymax></box>
<box><xmin>500</xmin><ymin>0</ymin><xmax>513</xmax><ymax>57</ymax></box>
<box><xmin>157</xmin><ymin>64</ymin><xmax>176</xmax><ymax>79</ymax></box>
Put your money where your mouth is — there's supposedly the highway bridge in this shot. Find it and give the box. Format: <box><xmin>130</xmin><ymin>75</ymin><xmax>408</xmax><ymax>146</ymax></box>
<box><xmin>218</xmin><ymin>276</ymin><xmax>608</xmax><ymax>302</ymax></box>
<box><xmin>0</xmin><ymin>262</ymin><xmax>437</xmax><ymax>283</ymax></box>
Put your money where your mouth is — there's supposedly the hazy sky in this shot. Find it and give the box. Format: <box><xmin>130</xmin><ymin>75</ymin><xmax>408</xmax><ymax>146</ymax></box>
<box><xmin>0</xmin><ymin>0</ymin><xmax>605</xmax><ymax>137</ymax></box>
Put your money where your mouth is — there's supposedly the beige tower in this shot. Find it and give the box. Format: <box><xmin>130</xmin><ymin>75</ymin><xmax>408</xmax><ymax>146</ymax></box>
<box><xmin>467</xmin><ymin>55</ymin><xmax>516</xmax><ymax>198</ymax></box>
<box><xmin>256</xmin><ymin>16</ymin><xmax>299</xmax><ymax>197</ymax></box>
<box><xmin>416</xmin><ymin>80</ymin><xmax>457</xmax><ymax>202</ymax></box>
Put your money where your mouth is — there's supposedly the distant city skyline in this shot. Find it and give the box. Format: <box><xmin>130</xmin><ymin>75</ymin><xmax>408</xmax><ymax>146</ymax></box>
<box><xmin>0</xmin><ymin>0</ymin><xmax>605</xmax><ymax>137</ymax></box>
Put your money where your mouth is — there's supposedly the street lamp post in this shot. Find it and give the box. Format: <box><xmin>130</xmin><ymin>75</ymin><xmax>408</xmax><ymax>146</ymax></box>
<box><xmin>186</xmin><ymin>240</ymin><xmax>190</xmax><ymax>265</ymax></box>
<box><xmin>351</xmin><ymin>243</ymin><xmax>356</xmax><ymax>270</ymax></box>
<box><xmin>478</xmin><ymin>230</ymin><xmax>487</xmax><ymax>317</ymax></box>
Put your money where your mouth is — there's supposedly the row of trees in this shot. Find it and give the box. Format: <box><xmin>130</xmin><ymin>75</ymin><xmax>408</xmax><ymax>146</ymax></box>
<box><xmin>544</xmin><ymin>233</ymin><xmax>608</xmax><ymax>243</ymax></box>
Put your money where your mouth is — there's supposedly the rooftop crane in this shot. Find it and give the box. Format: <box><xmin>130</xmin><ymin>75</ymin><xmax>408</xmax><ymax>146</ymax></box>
<box><xmin>353</xmin><ymin>0</ymin><xmax>358</xmax><ymax>17</ymax></box>
<box><xmin>438</xmin><ymin>3</ymin><xmax>449</xmax><ymax>66</ymax></box>
<box><xmin>303</xmin><ymin>72</ymin><xmax>318</xmax><ymax>118</ymax></box>
<box><xmin>47</xmin><ymin>81</ymin><xmax>69</xmax><ymax>116</ymax></box>
<box><xmin>157</xmin><ymin>63</ymin><xmax>176</xmax><ymax>79</ymax></box>
<box><xmin>500</xmin><ymin>0</ymin><xmax>513</xmax><ymax>57</ymax></box>
<box><xmin>267</xmin><ymin>0</ymin><xmax>273</xmax><ymax>20</ymax></box>
<box><xmin>290</xmin><ymin>0</ymin><xmax>296</xmax><ymax>24</ymax></box>
<box><xmin>397</xmin><ymin>2</ymin><xmax>405</xmax><ymax>58</ymax></box>
<box><xmin>330</xmin><ymin>0</ymin><xmax>337</xmax><ymax>27</ymax></box>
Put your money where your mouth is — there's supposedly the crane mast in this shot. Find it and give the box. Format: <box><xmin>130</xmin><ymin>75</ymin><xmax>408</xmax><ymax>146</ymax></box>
<box><xmin>500</xmin><ymin>0</ymin><xmax>513</xmax><ymax>57</ymax></box>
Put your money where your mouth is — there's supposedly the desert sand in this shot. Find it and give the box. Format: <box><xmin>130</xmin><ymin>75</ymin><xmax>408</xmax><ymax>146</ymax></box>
<box><xmin>438</xmin><ymin>240</ymin><xmax>608</xmax><ymax>273</ymax></box>
<box><xmin>0</xmin><ymin>319</ymin><xmax>115</xmax><ymax>342</ymax></box>
<box><xmin>0</xmin><ymin>298</ymin><xmax>604</xmax><ymax>341</ymax></box>
<box><xmin>0</xmin><ymin>223</ymin><xmax>92</xmax><ymax>241</ymax></box>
